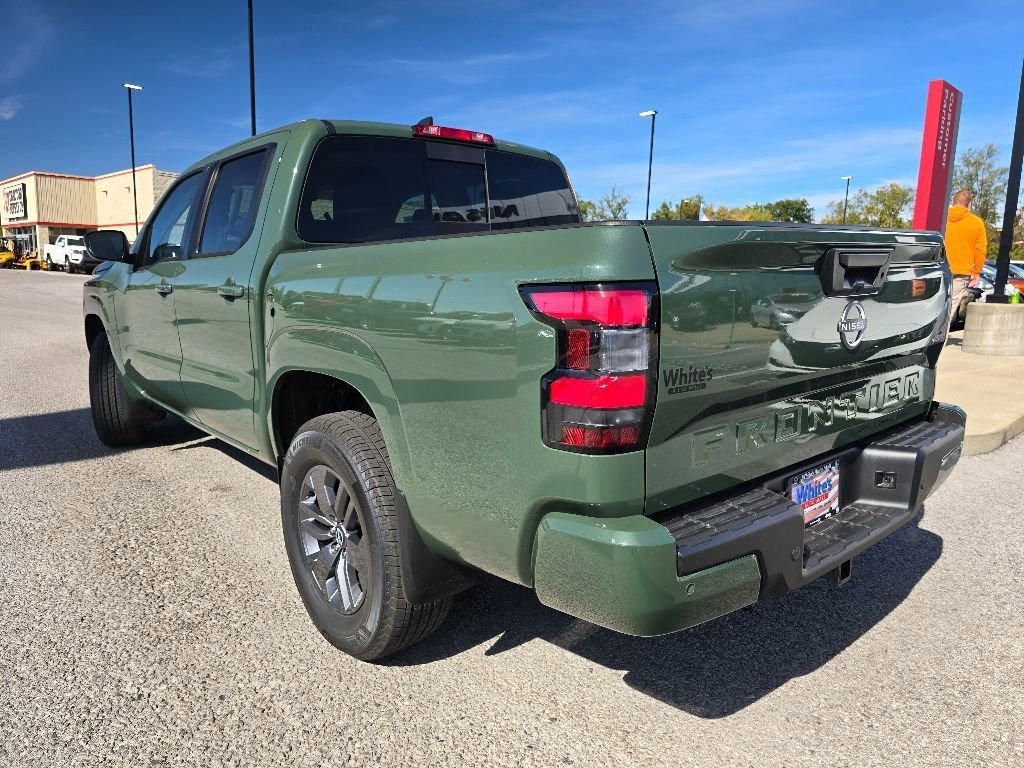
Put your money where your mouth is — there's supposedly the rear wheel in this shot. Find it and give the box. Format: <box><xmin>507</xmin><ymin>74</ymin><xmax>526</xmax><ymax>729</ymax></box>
<box><xmin>281</xmin><ymin>411</ymin><xmax>451</xmax><ymax>661</ymax></box>
<box><xmin>88</xmin><ymin>333</ymin><xmax>149</xmax><ymax>446</ymax></box>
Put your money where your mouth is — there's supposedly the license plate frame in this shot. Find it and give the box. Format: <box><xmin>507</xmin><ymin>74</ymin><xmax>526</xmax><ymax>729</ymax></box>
<box><xmin>787</xmin><ymin>459</ymin><xmax>841</xmax><ymax>527</ymax></box>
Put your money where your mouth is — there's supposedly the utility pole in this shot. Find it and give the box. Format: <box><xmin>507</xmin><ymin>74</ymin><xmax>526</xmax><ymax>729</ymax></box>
<box><xmin>248</xmin><ymin>0</ymin><xmax>256</xmax><ymax>136</ymax></box>
<box><xmin>989</xmin><ymin>59</ymin><xmax>1024</xmax><ymax>303</ymax></box>
<box><xmin>841</xmin><ymin>175</ymin><xmax>852</xmax><ymax>224</ymax></box>
<box><xmin>639</xmin><ymin>110</ymin><xmax>657</xmax><ymax>220</ymax></box>
<box><xmin>123</xmin><ymin>83</ymin><xmax>143</xmax><ymax>237</ymax></box>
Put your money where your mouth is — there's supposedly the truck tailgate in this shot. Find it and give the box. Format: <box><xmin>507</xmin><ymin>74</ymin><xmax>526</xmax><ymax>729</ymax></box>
<box><xmin>644</xmin><ymin>223</ymin><xmax>947</xmax><ymax>514</ymax></box>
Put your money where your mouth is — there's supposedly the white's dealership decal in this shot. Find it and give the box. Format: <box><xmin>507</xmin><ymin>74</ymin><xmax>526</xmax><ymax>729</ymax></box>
<box><xmin>2</xmin><ymin>183</ymin><xmax>26</xmax><ymax>220</ymax></box>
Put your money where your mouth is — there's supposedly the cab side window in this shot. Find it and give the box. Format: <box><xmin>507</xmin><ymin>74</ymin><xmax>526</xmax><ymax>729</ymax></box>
<box><xmin>142</xmin><ymin>172</ymin><xmax>204</xmax><ymax>267</ymax></box>
<box><xmin>198</xmin><ymin>150</ymin><xmax>268</xmax><ymax>256</ymax></box>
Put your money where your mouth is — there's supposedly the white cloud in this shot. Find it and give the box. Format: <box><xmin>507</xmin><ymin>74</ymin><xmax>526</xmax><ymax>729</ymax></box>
<box><xmin>159</xmin><ymin>49</ymin><xmax>237</xmax><ymax>78</ymax></box>
<box><xmin>445</xmin><ymin>89</ymin><xmax>625</xmax><ymax>133</ymax></box>
<box><xmin>571</xmin><ymin>127</ymin><xmax>925</xmax><ymax>218</ymax></box>
<box><xmin>578</xmin><ymin>128</ymin><xmax>920</xmax><ymax>192</ymax></box>
<box><xmin>0</xmin><ymin>95</ymin><xmax>23</xmax><ymax>120</ymax></box>
<box><xmin>370</xmin><ymin>50</ymin><xmax>548</xmax><ymax>86</ymax></box>
<box><xmin>0</xmin><ymin>3</ymin><xmax>51</xmax><ymax>84</ymax></box>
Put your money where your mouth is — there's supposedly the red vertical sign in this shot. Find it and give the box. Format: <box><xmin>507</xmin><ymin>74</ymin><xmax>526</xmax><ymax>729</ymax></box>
<box><xmin>912</xmin><ymin>79</ymin><xmax>962</xmax><ymax>233</ymax></box>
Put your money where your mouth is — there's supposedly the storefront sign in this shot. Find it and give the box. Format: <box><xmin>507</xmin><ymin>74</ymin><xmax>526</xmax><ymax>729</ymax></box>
<box><xmin>2</xmin><ymin>183</ymin><xmax>26</xmax><ymax>221</ymax></box>
<box><xmin>912</xmin><ymin>79</ymin><xmax>962</xmax><ymax>233</ymax></box>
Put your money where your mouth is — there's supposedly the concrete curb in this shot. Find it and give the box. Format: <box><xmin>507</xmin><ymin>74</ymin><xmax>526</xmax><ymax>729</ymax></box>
<box><xmin>935</xmin><ymin>332</ymin><xmax>1024</xmax><ymax>457</ymax></box>
<box><xmin>963</xmin><ymin>412</ymin><xmax>1024</xmax><ymax>456</ymax></box>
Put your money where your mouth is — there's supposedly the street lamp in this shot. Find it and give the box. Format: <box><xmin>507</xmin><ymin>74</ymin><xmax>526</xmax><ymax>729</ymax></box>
<box><xmin>840</xmin><ymin>175</ymin><xmax>852</xmax><ymax>225</ymax></box>
<box><xmin>123</xmin><ymin>83</ymin><xmax>143</xmax><ymax>237</ymax></box>
<box><xmin>247</xmin><ymin>0</ymin><xmax>256</xmax><ymax>136</ymax></box>
<box><xmin>639</xmin><ymin>110</ymin><xmax>657</xmax><ymax>220</ymax></box>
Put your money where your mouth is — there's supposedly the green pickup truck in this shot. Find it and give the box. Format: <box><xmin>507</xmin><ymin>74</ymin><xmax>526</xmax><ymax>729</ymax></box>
<box><xmin>82</xmin><ymin>118</ymin><xmax>965</xmax><ymax>660</ymax></box>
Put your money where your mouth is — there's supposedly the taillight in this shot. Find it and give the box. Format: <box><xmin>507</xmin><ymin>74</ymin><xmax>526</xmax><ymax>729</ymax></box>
<box><xmin>412</xmin><ymin>124</ymin><xmax>495</xmax><ymax>145</ymax></box>
<box><xmin>520</xmin><ymin>283</ymin><xmax>658</xmax><ymax>454</ymax></box>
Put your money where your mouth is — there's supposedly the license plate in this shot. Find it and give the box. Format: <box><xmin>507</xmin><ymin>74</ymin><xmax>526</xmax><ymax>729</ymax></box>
<box><xmin>788</xmin><ymin>460</ymin><xmax>840</xmax><ymax>527</ymax></box>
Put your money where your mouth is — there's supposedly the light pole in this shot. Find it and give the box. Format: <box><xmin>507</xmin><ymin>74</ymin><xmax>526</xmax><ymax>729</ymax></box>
<box><xmin>247</xmin><ymin>0</ymin><xmax>256</xmax><ymax>136</ymax></box>
<box><xmin>840</xmin><ymin>175</ymin><xmax>852</xmax><ymax>224</ymax></box>
<box><xmin>123</xmin><ymin>83</ymin><xmax>143</xmax><ymax>237</ymax></box>
<box><xmin>639</xmin><ymin>110</ymin><xmax>657</xmax><ymax>220</ymax></box>
<box><xmin>988</xmin><ymin>58</ymin><xmax>1024</xmax><ymax>303</ymax></box>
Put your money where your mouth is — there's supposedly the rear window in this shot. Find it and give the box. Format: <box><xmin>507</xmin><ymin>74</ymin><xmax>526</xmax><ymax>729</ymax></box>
<box><xmin>297</xmin><ymin>135</ymin><xmax>578</xmax><ymax>244</ymax></box>
<box><xmin>486</xmin><ymin>150</ymin><xmax>579</xmax><ymax>230</ymax></box>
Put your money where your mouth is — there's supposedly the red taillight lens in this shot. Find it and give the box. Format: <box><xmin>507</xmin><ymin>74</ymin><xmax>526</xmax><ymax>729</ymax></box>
<box><xmin>412</xmin><ymin>124</ymin><xmax>495</xmax><ymax>145</ymax></box>
<box><xmin>549</xmin><ymin>374</ymin><xmax>646</xmax><ymax>409</ymax></box>
<box><xmin>520</xmin><ymin>283</ymin><xmax>658</xmax><ymax>454</ymax></box>
<box><xmin>565</xmin><ymin>329</ymin><xmax>591</xmax><ymax>370</ymax></box>
<box><xmin>529</xmin><ymin>288</ymin><xmax>648</xmax><ymax>326</ymax></box>
<box><xmin>562</xmin><ymin>424</ymin><xmax>640</xmax><ymax>449</ymax></box>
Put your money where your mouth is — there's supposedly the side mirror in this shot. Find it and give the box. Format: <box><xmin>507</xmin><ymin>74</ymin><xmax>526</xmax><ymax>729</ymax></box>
<box><xmin>84</xmin><ymin>230</ymin><xmax>131</xmax><ymax>263</ymax></box>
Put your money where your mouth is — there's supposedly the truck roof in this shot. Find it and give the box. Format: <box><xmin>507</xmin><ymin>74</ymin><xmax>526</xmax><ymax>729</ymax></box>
<box><xmin>183</xmin><ymin>118</ymin><xmax>559</xmax><ymax>176</ymax></box>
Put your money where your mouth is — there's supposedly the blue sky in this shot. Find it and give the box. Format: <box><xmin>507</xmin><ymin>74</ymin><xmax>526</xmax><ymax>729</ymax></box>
<box><xmin>1</xmin><ymin>0</ymin><xmax>1021</xmax><ymax>219</ymax></box>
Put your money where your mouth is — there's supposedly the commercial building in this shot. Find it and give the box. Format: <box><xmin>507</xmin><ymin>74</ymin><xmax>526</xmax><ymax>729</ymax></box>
<box><xmin>0</xmin><ymin>165</ymin><xmax>178</xmax><ymax>256</ymax></box>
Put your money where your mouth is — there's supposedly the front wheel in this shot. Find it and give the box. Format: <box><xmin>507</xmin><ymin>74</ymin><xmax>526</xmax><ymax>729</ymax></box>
<box><xmin>281</xmin><ymin>411</ymin><xmax>451</xmax><ymax>661</ymax></box>
<box><xmin>88</xmin><ymin>333</ymin><xmax>150</xmax><ymax>446</ymax></box>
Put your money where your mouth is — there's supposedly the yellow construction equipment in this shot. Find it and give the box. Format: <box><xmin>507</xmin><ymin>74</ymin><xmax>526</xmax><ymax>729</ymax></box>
<box><xmin>0</xmin><ymin>235</ymin><xmax>45</xmax><ymax>270</ymax></box>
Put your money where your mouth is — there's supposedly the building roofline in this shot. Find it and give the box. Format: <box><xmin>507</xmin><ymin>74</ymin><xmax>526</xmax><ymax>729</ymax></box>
<box><xmin>93</xmin><ymin>164</ymin><xmax>159</xmax><ymax>180</ymax></box>
<box><xmin>1</xmin><ymin>164</ymin><xmax>163</xmax><ymax>185</ymax></box>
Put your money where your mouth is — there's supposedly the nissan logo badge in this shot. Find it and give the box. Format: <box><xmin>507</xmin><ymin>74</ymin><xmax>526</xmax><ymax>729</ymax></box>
<box><xmin>838</xmin><ymin>301</ymin><xmax>867</xmax><ymax>351</ymax></box>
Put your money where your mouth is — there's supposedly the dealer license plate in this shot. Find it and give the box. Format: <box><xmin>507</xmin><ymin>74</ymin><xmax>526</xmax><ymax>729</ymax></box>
<box><xmin>788</xmin><ymin>460</ymin><xmax>840</xmax><ymax>527</ymax></box>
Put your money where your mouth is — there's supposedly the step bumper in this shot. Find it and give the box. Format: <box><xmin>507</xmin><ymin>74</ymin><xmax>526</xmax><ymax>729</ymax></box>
<box><xmin>531</xmin><ymin>403</ymin><xmax>964</xmax><ymax>635</ymax></box>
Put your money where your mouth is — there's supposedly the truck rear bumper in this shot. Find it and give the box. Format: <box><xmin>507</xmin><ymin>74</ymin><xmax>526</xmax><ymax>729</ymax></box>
<box><xmin>532</xmin><ymin>402</ymin><xmax>965</xmax><ymax>636</ymax></box>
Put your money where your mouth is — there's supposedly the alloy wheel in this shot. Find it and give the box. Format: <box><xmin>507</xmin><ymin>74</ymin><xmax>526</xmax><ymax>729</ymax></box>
<box><xmin>297</xmin><ymin>464</ymin><xmax>370</xmax><ymax>614</ymax></box>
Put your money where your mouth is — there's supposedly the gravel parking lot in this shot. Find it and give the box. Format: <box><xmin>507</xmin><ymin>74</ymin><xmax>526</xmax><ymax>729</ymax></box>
<box><xmin>1</xmin><ymin>269</ymin><xmax>1022</xmax><ymax>767</ymax></box>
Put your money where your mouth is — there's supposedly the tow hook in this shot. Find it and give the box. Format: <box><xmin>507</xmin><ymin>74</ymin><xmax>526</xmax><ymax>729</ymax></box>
<box><xmin>831</xmin><ymin>558</ymin><xmax>853</xmax><ymax>586</ymax></box>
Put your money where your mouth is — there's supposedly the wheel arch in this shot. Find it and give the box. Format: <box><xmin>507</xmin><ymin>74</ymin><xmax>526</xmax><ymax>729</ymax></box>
<box><xmin>264</xmin><ymin>327</ymin><xmax>414</xmax><ymax>491</ymax></box>
<box><xmin>84</xmin><ymin>312</ymin><xmax>105</xmax><ymax>350</ymax></box>
<box><xmin>267</xmin><ymin>351</ymin><xmax>474</xmax><ymax>605</ymax></box>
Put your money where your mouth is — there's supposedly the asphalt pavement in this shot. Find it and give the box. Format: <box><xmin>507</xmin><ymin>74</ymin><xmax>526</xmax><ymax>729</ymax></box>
<box><xmin>1</xmin><ymin>269</ymin><xmax>1021</xmax><ymax>767</ymax></box>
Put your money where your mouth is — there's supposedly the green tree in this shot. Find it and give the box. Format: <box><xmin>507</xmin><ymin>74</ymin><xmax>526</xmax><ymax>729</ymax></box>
<box><xmin>821</xmin><ymin>183</ymin><xmax>915</xmax><ymax>228</ymax></box>
<box><xmin>766</xmin><ymin>198</ymin><xmax>814</xmax><ymax>223</ymax></box>
<box><xmin>953</xmin><ymin>144</ymin><xmax>1008</xmax><ymax>226</ymax></box>
<box><xmin>578</xmin><ymin>199</ymin><xmax>598</xmax><ymax>222</ymax></box>
<box><xmin>701</xmin><ymin>198</ymin><xmax>812</xmax><ymax>223</ymax></box>
<box><xmin>590</xmin><ymin>187</ymin><xmax>631</xmax><ymax>220</ymax></box>
<box><xmin>651</xmin><ymin>195</ymin><xmax>703</xmax><ymax>220</ymax></box>
<box><xmin>703</xmin><ymin>202</ymin><xmax>768</xmax><ymax>221</ymax></box>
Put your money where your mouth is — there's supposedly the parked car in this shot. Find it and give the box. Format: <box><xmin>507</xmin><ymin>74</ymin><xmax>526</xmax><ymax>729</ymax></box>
<box><xmin>749</xmin><ymin>292</ymin><xmax>817</xmax><ymax>328</ymax></box>
<box><xmin>81</xmin><ymin>119</ymin><xmax>965</xmax><ymax>661</ymax></box>
<box><xmin>45</xmin><ymin>234</ymin><xmax>100</xmax><ymax>273</ymax></box>
<box><xmin>951</xmin><ymin>264</ymin><xmax>1022</xmax><ymax>330</ymax></box>
<box><xmin>983</xmin><ymin>260</ymin><xmax>1024</xmax><ymax>292</ymax></box>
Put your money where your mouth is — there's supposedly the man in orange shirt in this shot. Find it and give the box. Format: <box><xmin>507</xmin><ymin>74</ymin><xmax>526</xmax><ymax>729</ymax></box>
<box><xmin>945</xmin><ymin>189</ymin><xmax>988</xmax><ymax>325</ymax></box>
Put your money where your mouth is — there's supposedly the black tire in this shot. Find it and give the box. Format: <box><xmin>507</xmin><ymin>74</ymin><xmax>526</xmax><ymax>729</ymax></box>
<box><xmin>45</xmin><ymin>256</ymin><xmax>54</xmax><ymax>271</ymax></box>
<box><xmin>281</xmin><ymin>411</ymin><xmax>451</xmax><ymax>661</ymax></box>
<box><xmin>88</xmin><ymin>333</ymin><xmax>148</xmax><ymax>447</ymax></box>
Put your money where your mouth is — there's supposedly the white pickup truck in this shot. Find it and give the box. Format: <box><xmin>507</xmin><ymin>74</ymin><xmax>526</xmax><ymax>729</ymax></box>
<box><xmin>45</xmin><ymin>235</ymin><xmax>99</xmax><ymax>273</ymax></box>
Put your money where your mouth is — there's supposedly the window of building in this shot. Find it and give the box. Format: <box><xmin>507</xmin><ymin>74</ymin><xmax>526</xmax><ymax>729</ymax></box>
<box><xmin>198</xmin><ymin>150</ymin><xmax>268</xmax><ymax>256</ymax></box>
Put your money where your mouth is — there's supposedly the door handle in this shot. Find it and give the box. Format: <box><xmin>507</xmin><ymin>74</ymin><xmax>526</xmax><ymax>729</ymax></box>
<box><xmin>217</xmin><ymin>284</ymin><xmax>246</xmax><ymax>299</ymax></box>
<box><xmin>155</xmin><ymin>282</ymin><xmax>173</xmax><ymax>296</ymax></box>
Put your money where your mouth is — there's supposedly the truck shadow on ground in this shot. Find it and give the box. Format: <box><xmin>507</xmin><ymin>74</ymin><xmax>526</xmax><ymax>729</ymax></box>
<box><xmin>0</xmin><ymin>409</ymin><xmax>276</xmax><ymax>481</ymax></box>
<box><xmin>389</xmin><ymin>514</ymin><xmax>942</xmax><ymax>719</ymax></box>
<box><xmin>2</xmin><ymin>408</ymin><xmax>941</xmax><ymax>718</ymax></box>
